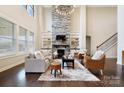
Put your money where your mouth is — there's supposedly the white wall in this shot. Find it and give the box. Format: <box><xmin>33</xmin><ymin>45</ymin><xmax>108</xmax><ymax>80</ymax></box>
<box><xmin>117</xmin><ymin>6</ymin><xmax>124</xmax><ymax>64</ymax></box>
<box><xmin>86</xmin><ymin>7</ymin><xmax>117</xmax><ymax>58</ymax></box>
<box><xmin>0</xmin><ymin>5</ymin><xmax>37</xmax><ymax>72</ymax></box>
<box><xmin>70</xmin><ymin>7</ymin><xmax>80</xmax><ymax>32</ymax></box>
<box><xmin>0</xmin><ymin>6</ymin><xmax>36</xmax><ymax>31</ymax></box>
<box><xmin>35</xmin><ymin>6</ymin><xmax>44</xmax><ymax>50</ymax></box>
<box><xmin>42</xmin><ymin>7</ymin><xmax>52</xmax><ymax>32</ymax></box>
<box><xmin>79</xmin><ymin>6</ymin><xmax>86</xmax><ymax>50</ymax></box>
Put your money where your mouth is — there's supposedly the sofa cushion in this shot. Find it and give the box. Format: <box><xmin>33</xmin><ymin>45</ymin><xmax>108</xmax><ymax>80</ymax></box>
<box><xmin>63</xmin><ymin>55</ymin><xmax>67</xmax><ymax>59</ymax></box>
<box><xmin>92</xmin><ymin>50</ymin><xmax>104</xmax><ymax>60</ymax></box>
<box><xmin>41</xmin><ymin>50</ymin><xmax>52</xmax><ymax>57</ymax></box>
<box><xmin>41</xmin><ymin>50</ymin><xmax>47</xmax><ymax>57</ymax></box>
<box><xmin>35</xmin><ymin>51</ymin><xmax>44</xmax><ymax>59</ymax></box>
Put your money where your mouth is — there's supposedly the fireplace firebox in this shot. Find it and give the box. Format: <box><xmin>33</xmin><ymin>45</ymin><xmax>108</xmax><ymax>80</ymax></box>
<box><xmin>57</xmin><ymin>49</ymin><xmax>65</xmax><ymax>58</ymax></box>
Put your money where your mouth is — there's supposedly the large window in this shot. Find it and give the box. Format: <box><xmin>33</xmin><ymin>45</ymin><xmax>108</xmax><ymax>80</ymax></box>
<box><xmin>23</xmin><ymin>5</ymin><xmax>34</xmax><ymax>17</ymax></box>
<box><xmin>19</xmin><ymin>27</ymin><xmax>27</xmax><ymax>52</ymax></box>
<box><xmin>28</xmin><ymin>31</ymin><xmax>34</xmax><ymax>53</ymax></box>
<box><xmin>0</xmin><ymin>17</ymin><xmax>16</xmax><ymax>55</ymax></box>
<box><xmin>27</xmin><ymin>5</ymin><xmax>34</xmax><ymax>16</ymax></box>
<box><xmin>0</xmin><ymin>17</ymin><xmax>35</xmax><ymax>57</ymax></box>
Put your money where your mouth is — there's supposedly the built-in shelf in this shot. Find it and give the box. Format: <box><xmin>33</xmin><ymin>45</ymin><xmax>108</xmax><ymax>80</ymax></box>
<box><xmin>70</xmin><ymin>33</ymin><xmax>79</xmax><ymax>49</ymax></box>
<box><xmin>41</xmin><ymin>32</ymin><xmax>52</xmax><ymax>49</ymax></box>
<box><xmin>41</xmin><ymin>32</ymin><xmax>79</xmax><ymax>50</ymax></box>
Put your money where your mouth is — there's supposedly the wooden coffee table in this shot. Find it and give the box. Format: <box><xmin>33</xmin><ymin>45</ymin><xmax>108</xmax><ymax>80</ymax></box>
<box><xmin>50</xmin><ymin>61</ymin><xmax>62</xmax><ymax>77</ymax></box>
<box><xmin>62</xmin><ymin>58</ymin><xmax>74</xmax><ymax>69</ymax></box>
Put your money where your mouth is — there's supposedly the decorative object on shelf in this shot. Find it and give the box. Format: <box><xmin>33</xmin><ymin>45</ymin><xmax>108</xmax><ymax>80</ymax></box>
<box><xmin>55</xmin><ymin>5</ymin><xmax>75</xmax><ymax>16</ymax></box>
<box><xmin>71</xmin><ymin>38</ymin><xmax>79</xmax><ymax>48</ymax></box>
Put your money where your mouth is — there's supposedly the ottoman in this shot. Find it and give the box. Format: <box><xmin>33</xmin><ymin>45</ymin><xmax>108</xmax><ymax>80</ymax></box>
<box><xmin>50</xmin><ymin>61</ymin><xmax>62</xmax><ymax>77</ymax></box>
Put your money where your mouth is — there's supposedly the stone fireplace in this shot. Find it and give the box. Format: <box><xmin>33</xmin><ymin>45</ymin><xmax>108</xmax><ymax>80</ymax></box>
<box><xmin>52</xmin><ymin>6</ymin><xmax>71</xmax><ymax>58</ymax></box>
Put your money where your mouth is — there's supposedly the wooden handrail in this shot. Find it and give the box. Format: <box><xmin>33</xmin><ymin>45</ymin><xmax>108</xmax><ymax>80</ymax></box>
<box><xmin>97</xmin><ymin>33</ymin><xmax>117</xmax><ymax>49</ymax></box>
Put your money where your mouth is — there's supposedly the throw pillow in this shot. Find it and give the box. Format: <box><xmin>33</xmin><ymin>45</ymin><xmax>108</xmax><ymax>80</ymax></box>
<box><xmin>35</xmin><ymin>51</ymin><xmax>44</xmax><ymax>59</ymax></box>
<box><xmin>68</xmin><ymin>54</ymin><xmax>74</xmax><ymax>59</ymax></box>
<box><xmin>44</xmin><ymin>58</ymin><xmax>50</xmax><ymax>64</ymax></box>
<box><xmin>63</xmin><ymin>55</ymin><xmax>67</xmax><ymax>59</ymax></box>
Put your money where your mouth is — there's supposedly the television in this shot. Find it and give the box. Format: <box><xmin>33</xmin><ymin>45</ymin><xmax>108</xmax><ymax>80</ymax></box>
<box><xmin>56</xmin><ymin>35</ymin><xmax>66</xmax><ymax>41</ymax></box>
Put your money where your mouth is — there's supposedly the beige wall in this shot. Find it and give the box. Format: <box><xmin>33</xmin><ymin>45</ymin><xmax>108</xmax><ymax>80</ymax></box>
<box><xmin>71</xmin><ymin>7</ymin><xmax>80</xmax><ymax>32</ymax></box>
<box><xmin>42</xmin><ymin>7</ymin><xmax>52</xmax><ymax>32</ymax></box>
<box><xmin>86</xmin><ymin>7</ymin><xmax>117</xmax><ymax>58</ymax></box>
<box><xmin>0</xmin><ymin>6</ymin><xmax>36</xmax><ymax>31</ymax></box>
<box><xmin>35</xmin><ymin>6</ymin><xmax>44</xmax><ymax>50</ymax></box>
<box><xmin>79</xmin><ymin>6</ymin><xmax>86</xmax><ymax>49</ymax></box>
<box><xmin>0</xmin><ymin>5</ymin><xmax>38</xmax><ymax>72</ymax></box>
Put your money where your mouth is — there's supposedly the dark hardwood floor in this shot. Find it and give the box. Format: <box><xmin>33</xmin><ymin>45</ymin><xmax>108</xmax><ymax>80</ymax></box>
<box><xmin>0</xmin><ymin>58</ymin><xmax>124</xmax><ymax>87</ymax></box>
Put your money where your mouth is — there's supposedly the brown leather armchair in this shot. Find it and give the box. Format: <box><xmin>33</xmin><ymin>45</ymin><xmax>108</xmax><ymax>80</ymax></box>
<box><xmin>84</xmin><ymin>54</ymin><xmax>105</xmax><ymax>75</ymax></box>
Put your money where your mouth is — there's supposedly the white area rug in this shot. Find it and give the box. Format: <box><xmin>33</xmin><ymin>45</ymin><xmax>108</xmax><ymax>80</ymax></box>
<box><xmin>38</xmin><ymin>59</ymin><xmax>100</xmax><ymax>81</ymax></box>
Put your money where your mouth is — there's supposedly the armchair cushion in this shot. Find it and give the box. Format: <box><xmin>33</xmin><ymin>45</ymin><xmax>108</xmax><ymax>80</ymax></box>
<box><xmin>92</xmin><ymin>50</ymin><xmax>104</xmax><ymax>60</ymax></box>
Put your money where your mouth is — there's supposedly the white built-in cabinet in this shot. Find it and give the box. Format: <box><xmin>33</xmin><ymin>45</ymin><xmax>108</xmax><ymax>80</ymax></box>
<box><xmin>41</xmin><ymin>32</ymin><xmax>79</xmax><ymax>49</ymax></box>
<box><xmin>70</xmin><ymin>32</ymin><xmax>79</xmax><ymax>49</ymax></box>
<box><xmin>41</xmin><ymin>32</ymin><xmax>52</xmax><ymax>49</ymax></box>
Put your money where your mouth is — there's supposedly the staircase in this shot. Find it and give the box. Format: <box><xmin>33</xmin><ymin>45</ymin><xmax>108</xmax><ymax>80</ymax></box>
<box><xmin>97</xmin><ymin>33</ymin><xmax>117</xmax><ymax>52</ymax></box>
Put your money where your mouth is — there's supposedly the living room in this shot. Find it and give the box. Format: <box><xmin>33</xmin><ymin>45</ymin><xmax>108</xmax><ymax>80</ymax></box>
<box><xmin>0</xmin><ymin>5</ymin><xmax>124</xmax><ymax>88</ymax></box>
